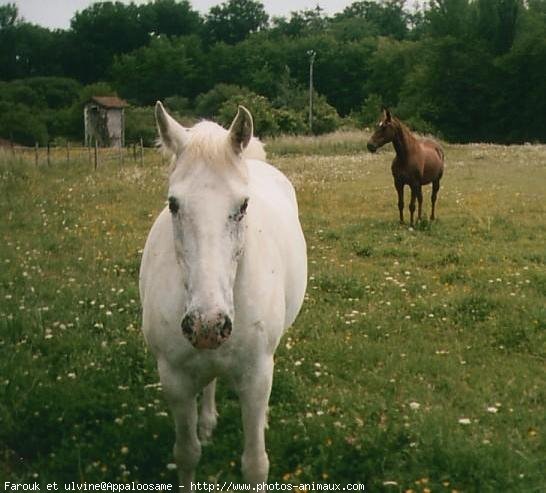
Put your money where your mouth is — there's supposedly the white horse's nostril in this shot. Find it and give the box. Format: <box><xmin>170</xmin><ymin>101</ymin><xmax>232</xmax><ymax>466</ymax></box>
<box><xmin>181</xmin><ymin>312</ymin><xmax>196</xmax><ymax>338</ymax></box>
<box><xmin>219</xmin><ymin>315</ymin><xmax>232</xmax><ymax>339</ymax></box>
<box><xmin>168</xmin><ymin>196</ymin><xmax>179</xmax><ymax>214</ymax></box>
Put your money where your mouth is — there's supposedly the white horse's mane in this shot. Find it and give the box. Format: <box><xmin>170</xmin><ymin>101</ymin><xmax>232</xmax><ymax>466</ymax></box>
<box><xmin>160</xmin><ymin>119</ymin><xmax>266</xmax><ymax>167</ymax></box>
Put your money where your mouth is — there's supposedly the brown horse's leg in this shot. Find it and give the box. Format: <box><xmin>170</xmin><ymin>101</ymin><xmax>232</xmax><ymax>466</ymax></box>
<box><xmin>395</xmin><ymin>178</ymin><xmax>405</xmax><ymax>224</ymax></box>
<box><xmin>416</xmin><ymin>186</ymin><xmax>423</xmax><ymax>222</ymax></box>
<box><xmin>431</xmin><ymin>179</ymin><xmax>440</xmax><ymax>220</ymax></box>
<box><xmin>409</xmin><ymin>187</ymin><xmax>417</xmax><ymax>226</ymax></box>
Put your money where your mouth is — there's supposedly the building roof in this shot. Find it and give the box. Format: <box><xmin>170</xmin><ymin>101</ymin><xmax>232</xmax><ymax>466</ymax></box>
<box><xmin>90</xmin><ymin>96</ymin><xmax>129</xmax><ymax>109</ymax></box>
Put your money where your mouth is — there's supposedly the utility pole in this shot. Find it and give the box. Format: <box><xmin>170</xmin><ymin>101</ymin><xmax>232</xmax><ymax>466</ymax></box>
<box><xmin>307</xmin><ymin>50</ymin><xmax>316</xmax><ymax>134</ymax></box>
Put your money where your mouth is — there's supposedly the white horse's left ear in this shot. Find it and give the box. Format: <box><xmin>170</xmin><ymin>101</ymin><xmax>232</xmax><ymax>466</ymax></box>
<box><xmin>155</xmin><ymin>101</ymin><xmax>187</xmax><ymax>156</ymax></box>
<box><xmin>229</xmin><ymin>105</ymin><xmax>253</xmax><ymax>155</ymax></box>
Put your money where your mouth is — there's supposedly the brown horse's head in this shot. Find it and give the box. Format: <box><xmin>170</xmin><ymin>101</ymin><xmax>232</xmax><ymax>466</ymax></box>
<box><xmin>367</xmin><ymin>107</ymin><xmax>396</xmax><ymax>153</ymax></box>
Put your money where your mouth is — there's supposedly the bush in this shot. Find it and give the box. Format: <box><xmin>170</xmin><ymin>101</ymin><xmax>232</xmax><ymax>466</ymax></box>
<box><xmin>0</xmin><ymin>81</ymin><xmax>44</xmax><ymax>108</ymax></box>
<box><xmin>44</xmin><ymin>107</ymin><xmax>75</xmax><ymax>140</ymax></box>
<box><xmin>22</xmin><ymin>77</ymin><xmax>82</xmax><ymax>109</ymax></box>
<box><xmin>215</xmin><ymin>87</ymin><xmax>340</xmax><ymax>137</ymax></box>
<box><xmin>125</xmin><ymin>106</ymin><xmax>156</xmax><ymax>146</ymax></box>
<box><xmin>0</xmin><ymin>102</ymin><xmax>48</xmax><ymax>145</ymax></box>
<box><xmin>310</xmin><ymin>93</ymin><xmax>342</xmax><ymax>135</ymax></box>
<box><xmin>355</xmin><ymin>93</ymin><xmax>383</xmax><ymax>127</ymax></box>
<box><xmin>194</xmin><ymin>83</ymin><xmax>249</xmax><ymax>118</ymax></box>
<box><xmin>218</xmin><ymin>92</ymin><xmax>279</xmax><ymax>137</ymax></box>
<box><xmin>273</xmin><ymin>79</ymin><xmax>341</xmax><ymax>135</ymax></box>
<box><xmin>273</xmin><ymin>107</ymin><xmax>307</xmax><ymax>135</ymax></box>
<box><xmin>163</xmin><ymin>95</ymin><xmax>191</xmax><ymax>116</ymax></box>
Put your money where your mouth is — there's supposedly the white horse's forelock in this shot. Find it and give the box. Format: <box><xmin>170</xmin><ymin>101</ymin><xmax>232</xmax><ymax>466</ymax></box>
<box><xmin>160</xmin><ymin>119</ymin><xmax>266</xmax><ymax>171</ymax></box>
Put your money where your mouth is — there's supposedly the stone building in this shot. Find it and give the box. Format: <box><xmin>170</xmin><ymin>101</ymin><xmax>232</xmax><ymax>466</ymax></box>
<box><xmin>84</xmin><ymin>96</ymin><xmax>128</xmax><ymax>148</ymax></box>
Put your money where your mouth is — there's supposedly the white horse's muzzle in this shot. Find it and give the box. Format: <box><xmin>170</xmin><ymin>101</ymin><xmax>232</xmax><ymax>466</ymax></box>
<box><xmin>181</xmin><ymin>310</ymin><xmax>232</xmax><ymax>349</ymax></box>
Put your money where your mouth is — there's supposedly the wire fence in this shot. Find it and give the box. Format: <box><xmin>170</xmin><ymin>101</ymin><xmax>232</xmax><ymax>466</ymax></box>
<box><xmin>0</xmin><ymin>140</ymin><xmax>167</xmax><ymax>169</ymax></box>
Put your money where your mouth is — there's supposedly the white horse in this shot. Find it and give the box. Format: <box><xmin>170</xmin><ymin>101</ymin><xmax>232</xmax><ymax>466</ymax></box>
<box><xmin>139</xmin><ymin>102</ymin><xmax>307</xmax><ymax>486</ymax></box>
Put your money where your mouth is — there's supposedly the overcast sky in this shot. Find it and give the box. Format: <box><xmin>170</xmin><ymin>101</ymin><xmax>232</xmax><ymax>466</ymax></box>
<box><xmin>4</xmin><ymin>0</ymin><xmax>361</xmax><ymax>29</ymax></box>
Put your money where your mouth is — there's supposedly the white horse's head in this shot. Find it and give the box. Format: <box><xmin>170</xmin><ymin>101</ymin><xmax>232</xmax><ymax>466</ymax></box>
<box><xmin>155</xmin><ymin>102</ymin><xmax>260</xmax><ymax>350</ymax></box>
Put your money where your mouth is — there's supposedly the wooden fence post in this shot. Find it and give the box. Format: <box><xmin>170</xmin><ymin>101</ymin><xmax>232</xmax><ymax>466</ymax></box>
<box><xmin>35</xmin><ymin>142</ymin><xmax>39</xmax><ymax>167</ymax></box>
<box><xmin>94</xmin><ymin>140</ymin><xmax>98</xmax><ymax>170</ymax></box>
<box><xmin>66</xmin><ymin>141</ymin><xmax>70</xmax><ymax>164</ymax></box>
<box><xmin>119</xmin><ymin>144</ymin><xmax>124</xmax><ymax>166</ymax></box>
<box><xmin>47</xmin><ymin>142</ymin><xmax>51</xmax><ymax>166</ymax></box>
<box><xmin>140</xmin><ymin>137</ymin><xmax>144</xmax><ymax>166</ymax></box>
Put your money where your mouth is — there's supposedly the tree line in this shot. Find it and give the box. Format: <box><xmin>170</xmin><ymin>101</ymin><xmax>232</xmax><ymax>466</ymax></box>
<box><xmin>0</xmin><ymin>0</ymin><xmax>545</xmax><ymax>145</ymax></box>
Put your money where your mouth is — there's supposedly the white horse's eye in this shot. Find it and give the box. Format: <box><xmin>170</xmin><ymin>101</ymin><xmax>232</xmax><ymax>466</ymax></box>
<box><xmin>231</xmin><ymin>198</ymin><xmax>249</xmax><ymax>222</ymax></box>
<box><xmin>168</xmin><ymin>196</ymin><xmax>179</xmax><ymax>215</ymax></box>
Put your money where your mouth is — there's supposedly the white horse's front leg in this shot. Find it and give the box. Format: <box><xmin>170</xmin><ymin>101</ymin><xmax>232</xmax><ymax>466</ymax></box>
<box><xmin>199</xmin><ymin>379</ymin><xmax>218</xmax><ymax>444</ymax></box>
<box><xmin>159</xmin><ymin>361</ymin><xmax>201</xmax><ymax>488</ymax></box>
<box><xmin>238</xmin><ymin>357</ymin><xmax>274</xmax><ymax>485</ymax></box>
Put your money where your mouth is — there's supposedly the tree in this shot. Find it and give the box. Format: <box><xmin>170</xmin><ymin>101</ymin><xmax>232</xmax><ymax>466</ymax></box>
<box><xmin>0</xmin><ymin>22</ymin><xmax>65</xmax><ymax>80</ymax></box>
<box><xmin>110</xmin><ymin>36</ymin><xmax>204</xmax><ymax>105</ymax></box>
<box><xmin>205</xmin><ymin>0</ymin><xmax>269</xmax><ymax>44</ymax></box>
<box><xmin>493</xmin><ymin>1</ymin><xmax>546</xmax><ymax>141</ymax></box>
<box><xmin>284</xmin><ymin>35</ymin><xmax>376</xmax><ymax>116</ymax></box>
<box><xmin>397</xmin><ymin>36</ymin><xmax>496</xmax><ymax>141</ymax></box>
<box><xmin>65</xmin><ymin>2</ymin><xmax>150</xmax><ymax>82</ymax></box>
<box><xmin>272</xmin><ymin>6</ymin><xmax>330</xmax><ymax>37</ymax></box>
<box><xmin>0</xmin><ymin>3</ymin><xmax>19</xmax><ymax>28</ymax></box>
<box><xmin>335</xmin><ymin>1</ymin><xmax>409</xmax><ymax>39</ymax></box>
<box><xmin>475</xmin><ymin>0</ymin><xmax>521</xmax><ymax>55</ymax></box>
<box><xmin>139</xmin><ymin>0</ymin><xmax>202</xmax><ymax>37</ymax></box>
<box><xmin>364</xmin><ymin>37</ymin><xmax>418</xmax><ymax>109</ymax></box>
<box><xmin>422</xmin><ymin>0</ymin><xmax>474</xmax><ymax>39</ymax></box>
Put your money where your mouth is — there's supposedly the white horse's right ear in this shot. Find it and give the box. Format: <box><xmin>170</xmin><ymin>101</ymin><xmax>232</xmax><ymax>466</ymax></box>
<box><xmin>155</xmin><ymin>101</ymin><xmax>187</xmax><ymax>156</ymax></box>
<box><xmin>229</xmin><ymin>105</ymin><xmax>253</xmax><ymax>155</ymax></box>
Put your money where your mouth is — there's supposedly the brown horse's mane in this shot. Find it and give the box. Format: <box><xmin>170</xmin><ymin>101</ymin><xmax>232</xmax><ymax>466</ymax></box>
<box><xmin>391</xmin><ymin>117</ymin><xmax>444</xmax><ymax>161</ymax></box>
<box><xmin>390</xmin><ymin>117</ymin><xmax>416</xmax><ymax>161</ymax></box>
<box><xmin>392</xmin><ymin>117</ymin><xmax>414</xmax><ymax>141</ymax></box>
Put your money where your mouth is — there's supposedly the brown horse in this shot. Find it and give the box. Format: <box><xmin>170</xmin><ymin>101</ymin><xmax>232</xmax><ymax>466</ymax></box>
<box><xmin>367</xmin><ymin>108</ymin><xmax>444</xmax><ymax>226</ymax></box>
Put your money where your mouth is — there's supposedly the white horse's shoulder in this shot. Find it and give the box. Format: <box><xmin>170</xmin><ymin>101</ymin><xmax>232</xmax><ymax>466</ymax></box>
<box><xmin>139</xmin><ymin>207</ymin><xmax>172</xmax><ymax>300</ymax></box>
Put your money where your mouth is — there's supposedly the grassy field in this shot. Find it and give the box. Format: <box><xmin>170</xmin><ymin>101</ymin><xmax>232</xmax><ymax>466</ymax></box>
<box><xmin>0</xmin><ymin>136</ymin><xmax>544</xmax><ymax>492</ymax></box>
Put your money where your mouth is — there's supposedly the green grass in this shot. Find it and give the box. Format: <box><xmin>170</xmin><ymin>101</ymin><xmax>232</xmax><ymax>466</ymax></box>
<box><xmin>0</xmin><ymin>139</ymin><xmax>544</xmax><ymax>492</ymax></box>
